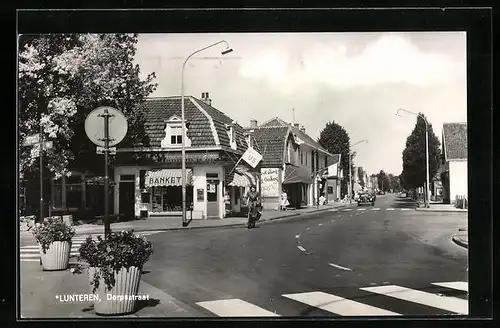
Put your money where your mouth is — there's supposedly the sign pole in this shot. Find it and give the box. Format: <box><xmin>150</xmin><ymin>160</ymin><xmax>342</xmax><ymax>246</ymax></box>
<box><xmin>101</xmin><ymin>108</ymin><xmax>112</xmax><ymax>238</ymax></box>
<box><xmin>39</xmin><ymin>122</ymin><xmax>44</xmax><ymax>224</ymax></box>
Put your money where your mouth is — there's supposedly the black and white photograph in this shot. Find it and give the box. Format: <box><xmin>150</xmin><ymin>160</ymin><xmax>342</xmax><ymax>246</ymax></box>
<box><xmin>18</xmin><ymin>28</ymin><xmax>471</xmax><ymax>318</ymax></box>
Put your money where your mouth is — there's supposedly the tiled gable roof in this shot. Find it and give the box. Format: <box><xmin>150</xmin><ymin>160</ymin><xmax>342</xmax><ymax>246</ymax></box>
<box><xmin>250</xmin><ymin>126</ymin><xmax>289</xmax><ymax>167</ymax></box>
<box><xmin>137</xmin><ymin>97</ymin><xmax>249</xmax><ymax>153</ymax></box>
<box><xmin>442</xmin><ymin>123</ymin><xmax>467</xmax><ymax>161</ymax></box>
<box><xmin>191</xmin><ymin>98</ymin><xmax>248</xmax><ymax>153</ymax></box>
<box><xmin>260</xmin><ymin>117</ymin><xmax>331</xmax><ymax>155</ymax></box>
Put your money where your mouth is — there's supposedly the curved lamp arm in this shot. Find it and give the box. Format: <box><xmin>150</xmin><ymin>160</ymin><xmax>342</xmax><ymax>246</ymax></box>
<box><xmin>182</xmin><ymin>40</ymin><xmax>232</xmax><ymax>71</ymax></box>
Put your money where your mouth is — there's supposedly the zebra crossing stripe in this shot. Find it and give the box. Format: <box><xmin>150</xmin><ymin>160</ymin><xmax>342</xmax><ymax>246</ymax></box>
<box><xmin>196</xmin><ymin>299</ymin><xmax>280</xmax><ymax>317</ymax></box>
<box><xmin>357</xmin><ymin>209</ymin><xmax>366</xmax><ymax>211</ymax></box>
<box><xmin>283</xmin><ymin>291</ymin><xmax>400</xmax><ymax>316</ymax></box>
<box><xmin>400</xmin><ymin>208</ymin><xmax>411</xmax><ymax>211</ymax></box>
<box><xmin>372</xmin><ymin>208</ymin><xmax>380</xmax><ymax>211</ymax></box>
<box><xmin>386</xmin><ymin>208</ymin><xmax>395</xmax><ymax>211</ymax></box>
<box><xmin>342</xmin><ymin>209</ymin><xmax>351</xmax><ymax>212</ymax></box>
<box><xmin>431</xmin><ymin>282</ymin><xmax>468</xmax><ymax>292</ymax></box>
<box><xmin>361</xmin><ymin>285</ymin><xmax>468</xmax><ymax>314</ymax></box>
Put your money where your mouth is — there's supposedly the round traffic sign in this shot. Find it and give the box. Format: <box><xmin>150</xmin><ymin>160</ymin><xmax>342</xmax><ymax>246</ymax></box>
<box><xmin>84</xmin><ymin>106</ymin><xmax>128</xmax><ymax>147</ymax></box>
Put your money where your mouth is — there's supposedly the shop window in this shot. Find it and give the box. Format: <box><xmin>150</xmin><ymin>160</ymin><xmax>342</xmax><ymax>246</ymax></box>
<box><xmin>52</xmin><ymin>183</ymin><xmax>62</xmax><ymax>208</ymax></box>
<box><xmin>150</xmin><ymin>186</ymin><xmax>193</xmax><ymax>212</ymax></box>
<box><xmin>300</xmin><ymin>150</ymin><xmax>303</xmax><ymax>165</ymax></box>
<box><xmin>206</xmin><ymin>173</ymin><xmax>218</xmax><ymax>178</ymax></box>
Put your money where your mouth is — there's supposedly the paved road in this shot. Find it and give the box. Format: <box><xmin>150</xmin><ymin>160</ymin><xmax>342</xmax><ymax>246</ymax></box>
<box><xmin>138</xmin><ymin>194</ymin><xmax>468</xmax><ymax>317</ymax></box>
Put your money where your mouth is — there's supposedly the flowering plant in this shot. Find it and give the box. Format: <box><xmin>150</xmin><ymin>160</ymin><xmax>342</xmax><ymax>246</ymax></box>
<box><xmin>31</xmin><ymin>217</ymin><xmax>75</xmax><ymax>253</ymax></box>
<box><xmin>77</xmin><ymin>230</ymin><xmax>153</xmax><ymax>293</ymax></box>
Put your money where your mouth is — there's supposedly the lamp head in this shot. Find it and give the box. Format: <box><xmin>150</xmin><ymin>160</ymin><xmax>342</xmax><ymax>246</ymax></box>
<box><xmin>221</xmin><ymin>48</ymin><xmax>233</xmax><ymax>55</ymax></box>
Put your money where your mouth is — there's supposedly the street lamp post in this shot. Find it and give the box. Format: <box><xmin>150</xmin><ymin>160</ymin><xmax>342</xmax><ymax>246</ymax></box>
<box><xmin>181</xmin><ymin>41</ymin><xmax>233</xmax><ymax>227</ymax></box>
<box><xmin>349</xmin><ymin>139</ymin><xmax>368</xmax><ymax>202</ymax></box>
<box><xmin>396</xmin><ymin>108</ymin><xmax>430</xmax><ymax>208</ymax></box>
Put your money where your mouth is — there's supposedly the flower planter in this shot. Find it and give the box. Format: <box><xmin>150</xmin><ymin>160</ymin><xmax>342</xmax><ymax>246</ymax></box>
<box><xmin>39</xmin><ymin>241</ymin><xmax>71</xmax><ymax>271</ymax></box>
<box><xmin>88</xmin><ymin>266</ymin><xmax>142</xmax><ymax>315</ymax></box>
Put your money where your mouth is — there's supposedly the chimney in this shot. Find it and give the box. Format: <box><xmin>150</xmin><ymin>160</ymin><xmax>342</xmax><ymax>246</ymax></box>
<box><xmin>250</xmin><ymin>119</ymin><xmax>258</xmax><ymax>128</ymax></box>
<box><xmin>201</xmin><ymin>92</ymin><xmax>211</xmax><ymax>106</ymax></box>
<box><xmin>294</xmin><ymin>123</ymin><xmax>299</xmax><ymax>128</ymax></box>
<box><xmin>300</xmin><ymin>125</ymin><xmax>305</xmax><ymax>133</ymax></box>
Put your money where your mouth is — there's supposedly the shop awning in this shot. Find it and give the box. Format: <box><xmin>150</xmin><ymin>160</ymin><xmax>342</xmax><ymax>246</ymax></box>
<box><xmin>283</xmin><ymin>165</ymin><xmax>312</xmax><ymax>185</ymax></box>
<box><xmin>145</xmin><ymin>169</ymin><xmax>193</xmax><ymax>187</ymax></box>
<box><xmin>226</xmin><ymin>171</ymin><xmax>256</xmax><ymax>187</ymax></box>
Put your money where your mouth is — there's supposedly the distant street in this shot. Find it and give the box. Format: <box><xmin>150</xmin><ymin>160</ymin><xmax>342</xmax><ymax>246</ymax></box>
<box><xmin>136</xmin><ymin>193</ymin><xmax>468</xmax><ymax>317</ymax></box>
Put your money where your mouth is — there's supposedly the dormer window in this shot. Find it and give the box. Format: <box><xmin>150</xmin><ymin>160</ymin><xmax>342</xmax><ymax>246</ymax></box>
<box><xmin>170</xmin><ymin>126</ymin><xmax>183</xmax><ymax>145</ymax></box>
<box><xmin>161</xmin><ymin>115</ymin><xmax>192</xmax><ymax>148</ymax></box>
<box><xmin>225</xmin><ymin>122</ymin><xmax>237</xmax><ymax>150</ymax></box>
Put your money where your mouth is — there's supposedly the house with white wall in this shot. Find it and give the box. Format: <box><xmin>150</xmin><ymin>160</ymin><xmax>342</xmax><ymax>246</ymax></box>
<box><xmin>440</xmin><ymin>122</ymin><xmax>467</xmax><ymax>205</ymax></box>
<box><xmin>246</xmin><ymin>117</ymin><xmax>339</xmax><ymax>210</ymax></box>
<box><xmin>113</xmin><ymin>93</ymin><xmax>260</xmax><ymax>220</ymax></box>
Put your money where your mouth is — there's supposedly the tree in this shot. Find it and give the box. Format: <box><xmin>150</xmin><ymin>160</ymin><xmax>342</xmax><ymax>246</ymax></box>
<box><xmin>376</xmin><ymin>170</ymin><xmax>390</xmax><ymax>192</ymax></box>
<box><xmin>19</xmin><ymin>34</ymin><xmax>157</xmax><ymax>179</ymax></box>
<box><xmin>318</xmin><ymin>121</ymin><xmax>352</xmax><ymax>197</ymax></box>
<box><xmin>357</xmin><ymin>167</ymin><xmax>365</xmax><ymax>187</ymax></box>
<box><xmin>19</xmin><ymin>34</ymin><xmax>157</xmax><ymax>217</ymax></box>
<box><xmin>400</xmin><ymin>114</ymin><xmax>441</xmax><ymax>191</ymax></box>
<box><xmin>388</xmin><ymin>173</ymin><xmax>401</xmax><ymax>192</ymax></box>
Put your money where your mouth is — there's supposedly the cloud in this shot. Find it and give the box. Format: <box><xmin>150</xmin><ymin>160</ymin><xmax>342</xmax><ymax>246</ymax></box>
<box><xmin>239</xmin><ymin>33</ymin><xmax>457</xmax><ymax>94</ymax></box>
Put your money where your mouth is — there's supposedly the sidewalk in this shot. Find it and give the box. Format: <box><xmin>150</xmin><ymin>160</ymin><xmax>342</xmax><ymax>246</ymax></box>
<box><xmin>21</xmin><ymin>201</ymin><xmax>356</xmax><ymax>237</ymax></box>
<box><xmin>452</xmin><ymin>229</ymin><xmax>468</xmax><ymax>249</ymax></box>
<box><xmin>20</xmin><ymin>261</ymin><xmax>205</xmax><ymax>318</ymax></box>
<box><xmin>414</xmin><ymin>202</ymin><xmax>467</xmax><ymax>213</ymax></box>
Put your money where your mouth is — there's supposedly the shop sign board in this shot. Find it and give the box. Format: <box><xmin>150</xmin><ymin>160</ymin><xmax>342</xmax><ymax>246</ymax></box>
<box><xmin>261</xmin><ymin>168</ymin><xmax>280</xmax><ymax>197</ymax></box>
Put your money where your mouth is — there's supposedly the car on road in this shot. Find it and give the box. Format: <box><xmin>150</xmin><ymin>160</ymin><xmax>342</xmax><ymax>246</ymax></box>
<box><xmin>357</xmin><ymin>191</ymin><xmax>375</xmax><ymax>206</ymax></box>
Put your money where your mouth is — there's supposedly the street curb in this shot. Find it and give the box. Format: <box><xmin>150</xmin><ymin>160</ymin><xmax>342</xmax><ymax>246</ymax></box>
<box><xmin>72</xmin><ymin>204</ymin><xmax>354</xmax><ymax>236</ymax></box>
<box><xmin>452</xmin><ymin>234</ymin><xmax>468</xmax><ymax>249</ymax></box>
<box><xmin>415</xmin><ymin>208</ymin><xmax>468</xmax><ymax>213</ymax></box>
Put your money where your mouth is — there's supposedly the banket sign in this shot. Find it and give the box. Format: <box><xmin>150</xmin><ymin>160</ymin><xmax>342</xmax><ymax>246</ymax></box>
<box><xmin>145</xmin><ymin>169</ymin><xmax>193</xmax><ymax>187</ymax></box>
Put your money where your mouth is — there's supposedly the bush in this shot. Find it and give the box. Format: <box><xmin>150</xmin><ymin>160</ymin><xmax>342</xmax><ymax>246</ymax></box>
<box><xmin>77</xmin><ymin>230</ymin><xmax>153</xmax><ymax>293</ymax></box>
<box><xmin>31</xmin><ymin>217</ymin><xmax>75</xmax><ymax>254</ymax></box>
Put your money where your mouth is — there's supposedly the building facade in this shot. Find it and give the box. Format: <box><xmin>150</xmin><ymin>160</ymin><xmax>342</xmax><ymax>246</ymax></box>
<box><xmin>113</xmin><ymin>94</ymin><xmax>260</xmax><ymax>220</ymax></box>
<box><xmin>246</xmin><ymin>117</ymin><xmax>339</xmax><ymax>210</ymax></box>
<box><xmin>440</xmin><ymin>122</ymin><xmax>467</xmax><ymax>205</ymax></box>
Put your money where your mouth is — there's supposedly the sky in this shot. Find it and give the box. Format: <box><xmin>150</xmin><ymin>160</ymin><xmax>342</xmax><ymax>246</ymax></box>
<box><xmin>134</xmin><ymin>32</ymin><xmax>467</xmax><ymax>176</ymax></box>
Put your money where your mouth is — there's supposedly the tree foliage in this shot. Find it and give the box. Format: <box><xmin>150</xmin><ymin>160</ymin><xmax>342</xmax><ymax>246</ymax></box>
<box><xmin>400</xmin><ymin>115</ymin><xmax>441</xmax><ymax>190</ymax></box>
<box><xmin>19</xmin><ymin>34</ymin><xmax>158</xmax><ymax>179</ymax></box>
<box><xmin>318</xmin><ymin>121</ymin><xmax>352</xmax><ymax>197</ymax></box>
<box><xmin>376</xmin><ymin>170</ymin><xmax>391</xmax><ymax>192</ymax></box>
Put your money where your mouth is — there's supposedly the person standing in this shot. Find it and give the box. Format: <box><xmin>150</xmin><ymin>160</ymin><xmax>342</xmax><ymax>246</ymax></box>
<box><xmin>245</xmin><ymin>184</ymin><xmax>261</xmax><ymax>229</ymax></box>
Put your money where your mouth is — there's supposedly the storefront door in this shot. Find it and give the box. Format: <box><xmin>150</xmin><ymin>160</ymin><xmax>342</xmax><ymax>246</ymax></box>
<box><xmin>206</xmin><ymin>180</ymin><xmax>219</xmax><ymax>218</ymax></box>
<box><xmin>119</xmin><ymin>182</ymin><xmax>135</xmax><ymax>220</ymax></box>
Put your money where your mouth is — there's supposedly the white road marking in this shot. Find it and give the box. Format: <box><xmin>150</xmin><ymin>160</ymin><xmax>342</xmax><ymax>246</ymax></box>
<box><xmin>400</xmin><ymin>208</ymin><xmax>411</xmax><ymax>211</ymax></box>
<box><xmin>372</xmin><ymin>208</ymin><xmax>380</xmax><ymax>211</ymax></box>
<box><xmin>283</xmin><ymin>291</ymin><xmax>400</xmax><ymax>316</ymax></box>
<box><xmin>297</xmin><ymin>246</ymin><xmax>306</xmax><ymax>252</ymax></box>
<box><xmin>342</xmin><ymin>209</ymin><xmax>351</xmax><ymax>212</ymax></box>
<box><xmin>357</xmin><ymin>209</ymin><xmax>366</xmax><ymax>211</ymax></box>
<box><xmin>328</xmin><ymin>263</ymin><xmax>352</xmax><ymax>271</ymax></box>
<box><xmin>196</xmin><ymin>299</ymin><xmax>280</xmax><ymax>317</ymax></box>
<box><xmin>305</xmin><ymin>228</ymin><xmax>310</xmax><ymax>230</ymax></box>
<box><xmin>361</xmin><ymin>285</ymin><xmax>468</xmax><ymax>314</ymax></box>
<box><xmin>432</xmin><ymin>282</ymin><xmax>468</xmax><ymax>292</ymax></box>
<box><xmin>329</xmin><ymin>209</ymin><xmax>337</xmax><ymax>212</ymax></box>
<box><xmin>386</xmin><ymin>208</ymin><xmax>395</xmax><ymax>211</ymax></box>
<box><xmin>318</xmin><ymin>223</ymin><xmax>323</xmax><ymax>226</ymax></box>
<box><xmin>295</xmin><ymin>235</ymin><xmax>300</xmax><ymax>239</ymax></box>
